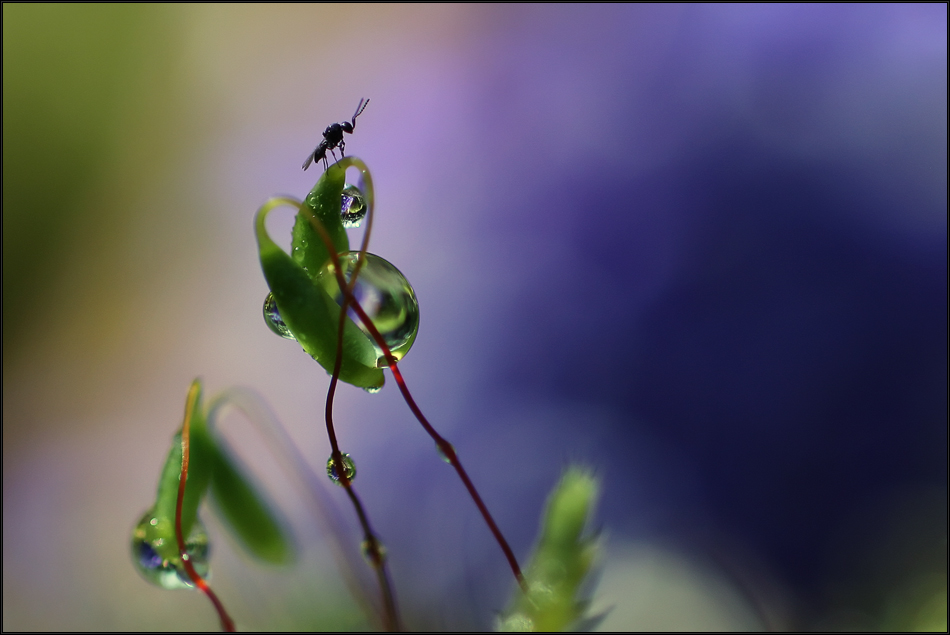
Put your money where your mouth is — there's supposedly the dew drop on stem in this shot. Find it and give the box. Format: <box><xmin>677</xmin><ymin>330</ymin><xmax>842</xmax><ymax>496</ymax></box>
<box><xmin>360</xmin><ymin>537</ymin><xmax>388</xmax><ymax>565</ymax></box>
<box><xmin>130</xmin><ymin>508</ymin><xmax>210</xmax><ymax>589</ymax></box>
<box><xmin>326</xmin><ymin>453</ymin><xmax>357</xmax><ymax>485</ymax></box>
<box><xmin>436</xmin><ymin>441</ymin><xmax>456</xmax><ymax>464</ymax></box>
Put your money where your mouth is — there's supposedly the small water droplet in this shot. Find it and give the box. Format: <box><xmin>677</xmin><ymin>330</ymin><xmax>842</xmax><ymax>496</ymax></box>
<box><xmin>436</xmin><ymin>442</ymin><xmax>456</xmax><ymax>464</ymax></box>
<box><xmin>131</xmin><ymin>508</ymin><xmax>210</xmax><ymax>589</ymax></box>
<box><xmin>304</xmin><ymin>190</ymin><xmax>320</xmax><ymax>210</ymax></box>
<box><xmin>360</xmin><ymin>537</ymin><xmax>388</xmax><ymax>565</ymax></box>
<box><xmin>326</xmin><ymin>453</ymin><xmax>356</xmax><ymax>485</ymax></box>
<box><xmin>263</xmin><ymin>292</ymin><xmax>296</xmax><ymax>340</ymax></box>
<box><xmin>362</xmin><ymin>385</ymin><xmax>382</xmax><ymax>394</ymax></box>
<box><xmin>317</xmin><ymin>252</ymin><xmax>420</xmax><ymax>367</ymax></box>
<box><xmin>340</xmin><ymin>184</ymin><xmax>367</xmax><ymax>228</ymax></box>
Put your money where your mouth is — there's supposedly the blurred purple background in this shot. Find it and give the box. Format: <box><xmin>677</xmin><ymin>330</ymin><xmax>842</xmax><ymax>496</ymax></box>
<box><xmin>3</xmin><ymin>4</ymin><xmax>946</xmax><ymax>630</ymax></box>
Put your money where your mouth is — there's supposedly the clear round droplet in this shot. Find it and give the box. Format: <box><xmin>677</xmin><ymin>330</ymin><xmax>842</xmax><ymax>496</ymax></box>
<box><xmin>360</xmin><ymin>537</ymin><xmax>388</xmax><ymax>565</ymax></box>
<box><xmin>341</xmin><ymin>184</ymin><xmax>367</xmax><ymax>228</ymax></box>
<box><xmin>326</xmin><ymin>452</ymin><xmax>356</xmax><ymax>485</ymax></box>
<box><xmin>263</xmin><ymin>292</ymin><xmax>296</xmax><ymax>340</ymax></box>
<box><xmin>362</xmin><ymin>385</ymin><xmax>382</xmax><ymax>394</ymax></box>
<box><xmin>317</xmin><ymin>252</ymin><xmax>419</xmax><ymax>367</ymax></box>
<box><xmin>131</xmin><ymin>508</ymin><xmax>210</xmax><ymax>589</ymax></box>
<box><xmin>436</xmin><ymin>442</ymin><xmax>456</xmax><ymax>464</ymax></box>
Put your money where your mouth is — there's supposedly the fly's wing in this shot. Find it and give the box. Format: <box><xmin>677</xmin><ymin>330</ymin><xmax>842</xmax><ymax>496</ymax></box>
<box><xmin>302</xmin><ymin>147</ymin><xmax>319</xmax><ymax>171</ymax></box>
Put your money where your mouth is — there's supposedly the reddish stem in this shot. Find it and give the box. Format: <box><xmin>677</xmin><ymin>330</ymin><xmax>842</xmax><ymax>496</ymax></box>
<box><xmin>300</xmin><ymin>195</ymin><xmax>526</xmax><ymax>592</ymax></box>
<box><xmin>326</xmin><ymin>307</ymin><xmax>402</xmax><ymax>631</ymax></box>
<box><xmin>348</xmin><ymin>300</ymin><xmax>527</xmax><ymax>591</ymax></box>
<box><xmin>321</xmin><ymin>175</ymin><xmax>401</xmax><ymax>629</ymax></box>
<box><xmin>175</xmin><ymin>383</ymin><xmax>237</xmax><ymax>632</ymax></box>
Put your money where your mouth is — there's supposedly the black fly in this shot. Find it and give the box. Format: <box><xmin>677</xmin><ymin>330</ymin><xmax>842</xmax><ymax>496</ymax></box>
<box><xmin>302</xmin><ymin>98</ymin><xmax>370</xmax><ymax>172</ymax></box>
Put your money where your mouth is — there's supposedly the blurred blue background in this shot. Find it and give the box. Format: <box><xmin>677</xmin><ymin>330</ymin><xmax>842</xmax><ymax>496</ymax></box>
<box><xmin>3</xmin><ymin>4</ymin><xmax>946</xmax><ymax>631</ymax></box>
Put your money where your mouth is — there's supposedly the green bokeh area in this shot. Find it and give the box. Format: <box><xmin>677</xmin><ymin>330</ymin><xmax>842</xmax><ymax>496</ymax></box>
<box><xmin>2</xmin><ymin>4</ymin><xmax>177</xmax><ymax>362</ymax></box>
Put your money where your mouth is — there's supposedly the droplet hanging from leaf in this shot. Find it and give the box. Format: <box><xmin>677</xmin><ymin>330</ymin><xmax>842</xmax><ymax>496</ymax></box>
<box><xmin>340</xmin><ymin>184</ymin><xmax>367</xmax><ymax>228</ymax></box>
<box><xmin>131</xmin><ymin>508</ymin><xmax>210</xmax><ymax>590</ymax></box>
<box><xmin>317</xmin><ymin>252</ymin><xmax>419</xmax><ymax>367</ymax></box>
<box><xmin>263</xmin><ymin>292</ymin><xmax>296</xmax><ymax>340</ymax></box>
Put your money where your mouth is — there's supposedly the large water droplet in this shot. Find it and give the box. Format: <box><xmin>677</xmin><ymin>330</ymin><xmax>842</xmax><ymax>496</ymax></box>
<box><xmin>362</xmin><ymin>385</ymin><xmax>382</xmax><ymax>394</ymax></box>
<box><xmin>317</xmin><ymin>252</ymin><xmax>419</xmax><ymax>367</ymax></box>
<box><xmin>340</xmin><ymin>184</ymin><xmax>367</xmax><ymax>228</ymax></box>
<box><xmin>263</xmin><ymin>292</ymin><xmax>296</xmax><ymax>340</ymax></box>
<box><xmin>326</xmin><ymin>453</ymin><xmax>356</xmax><ymax>485</ymax></box>
<box><xmin>131</xmin><ymin>508</ymin><xmax>210</xmax><ymax>589</ymax></box>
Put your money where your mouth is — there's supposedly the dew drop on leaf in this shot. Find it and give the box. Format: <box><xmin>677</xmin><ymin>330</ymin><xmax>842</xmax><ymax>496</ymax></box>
<box><xmin>131</xmin><ymin>508</ymin><xmax>210</xmax><ymax>589</ymax></box>
<box><xmin>362</xmin><ymin>385</ymin><xmax>382</xmax><ymax>394</ymax></box>
<box><xmin>340</xmin><ymin>184</ymin><xmax>367</xmax><ymax>228</ymax></box>
<box><xmin>317</xmin><ymin>252</ymin><xmax>419</xmax><ymax>367</ymax></box>
<box><xmin>326</xmin><ymin>452</ymin><xmax>356</xmax><ymax>485</ymax></box>
<box><xmin>263</xmin><ymin>292</ymin><xmax>296</xmax><ymax>340</ymax></box>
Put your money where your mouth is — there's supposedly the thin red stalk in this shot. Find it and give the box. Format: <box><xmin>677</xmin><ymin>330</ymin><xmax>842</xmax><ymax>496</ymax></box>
<box><xmin>325</xmin><ymin>307</ymin><xmax>402</xmax><ymax>631</ymax></box>
<box><xmin>299</xmin><ymin>187</ymin><xmax>526</xmax><ymax>592</ymax></box>
<box><xmin>348</xmin><ymin>300</ymin><xmax>526</xmax><ymax>591</ymax></box>
<box><xmin>322</xmin><ymin>166</ymin><xmax>401</xmax><ymax>630</ymax></box>
<box><xmin>176</xmin><ymin>383</ymin><xmax>237</xmax><ymax>632</ymax></box>
<box><xmin>341</xmin><ymin>479</ymin><xmax>401</xmax><ymax>631</ymax></box>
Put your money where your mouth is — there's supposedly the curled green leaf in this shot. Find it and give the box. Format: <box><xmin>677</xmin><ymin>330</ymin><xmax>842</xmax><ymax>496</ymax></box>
<box><xmin>254</xmin><ymin>160</ymin><xmax>385</xmax><ymax>389</ymax></box>
<box><xmin>133</xmin><ymin>379</ymin><xmax>295</xmax><ymax>592</ymax></box>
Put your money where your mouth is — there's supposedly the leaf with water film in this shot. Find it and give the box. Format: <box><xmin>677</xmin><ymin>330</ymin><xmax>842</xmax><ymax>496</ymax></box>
<box><xmin>256</xmin><ymin>157</ymin><xmax>410</xmax><ymax>388</ymax></box>
<box><xmin>255</xmin><ymin>194</ymin><xmax>384</xmax><ymax>389</ymax></box>
<box><xmin>498</xmin><ymin>466</ymin><xmax>602</xmax><ymax>632</ymax></box>
<box><xmin>292</xmin><ymin>161</ymin><xmax>350</xmax><ymax>278</ymax></box>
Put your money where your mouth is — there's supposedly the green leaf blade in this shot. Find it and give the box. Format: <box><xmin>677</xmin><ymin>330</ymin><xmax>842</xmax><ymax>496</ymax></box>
<box><xmin>207</xmin><ymin>436</ymin><xmax>295</xmax><ymax>564</ymax></box>
<box><xmin>257</xmin><ymin>241</ymin><xmax>383</xmax><ymax>388</ymax></box>
<box><xmin>147</xmin><ymin>380</ymin><xmax>214</xmax><ymax>560</ymax></box>
<box><xmin>293</xmin><ymin>162</ymin><xmax>349</xmax><ymax>279</ymax></box>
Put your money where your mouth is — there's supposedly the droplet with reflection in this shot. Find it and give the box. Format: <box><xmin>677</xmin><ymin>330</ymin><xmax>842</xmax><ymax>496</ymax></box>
<box><xmin>131</xmin><ymin>508</ymin><xmax>210</xmax><ymax>589</ymax></box>
<box><xmin>340</xmin><ymin>184</ymin><xmax>367</xmax><ymax>228</ymax></box>
<box><xmin>263</xmin><ymin>292</ymin><xmax>296</xmax><ymax>340</ymax></box>
<box><xmin>317</xmin><ymin>252</ymin><xmax>419</xmax><ymax>367</ymax></box>
<box><xmin>326</xmin><ymin>452</ymin><xmax>357</xmax><ymax>485</ymax></box>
